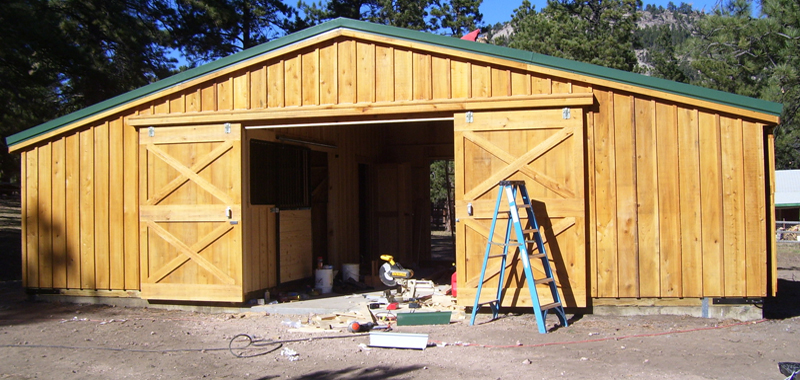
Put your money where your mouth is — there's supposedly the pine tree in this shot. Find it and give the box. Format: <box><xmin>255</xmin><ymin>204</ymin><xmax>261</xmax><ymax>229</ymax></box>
<box><xmin>507</xmin><ymin>0</ymin><xmax>641</xmax><ymax>72</ymax></box>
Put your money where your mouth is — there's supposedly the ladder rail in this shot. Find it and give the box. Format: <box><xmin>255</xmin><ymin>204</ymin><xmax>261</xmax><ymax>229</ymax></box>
<box><xmin>470</xmin><ymin>185</ymin><xmax>506</xmax><ymax>321</ymax></box>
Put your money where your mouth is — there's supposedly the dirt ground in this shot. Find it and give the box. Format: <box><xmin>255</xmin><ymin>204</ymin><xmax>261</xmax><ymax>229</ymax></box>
<box><xmin>1</xmin><ymin>200</ymin><xmax>800</xmax><ymax>379</ymax></box>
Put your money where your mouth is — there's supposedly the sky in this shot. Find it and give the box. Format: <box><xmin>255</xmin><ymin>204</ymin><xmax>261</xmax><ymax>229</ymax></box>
<box><xmin>479</xmin><ymin>0</ymin><xmax>727</xmax><ymax>25</ymax></box>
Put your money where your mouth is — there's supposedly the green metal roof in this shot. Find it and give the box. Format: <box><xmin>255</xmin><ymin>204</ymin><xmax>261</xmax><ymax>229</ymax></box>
<box><xmin>6</xmin><ymin>18</ymin><xmax>783</xmax><ymax>148</ymax></box>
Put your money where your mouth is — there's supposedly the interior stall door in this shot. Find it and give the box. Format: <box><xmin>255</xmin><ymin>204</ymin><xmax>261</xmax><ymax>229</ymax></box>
<box><xmin>454</xmin><ymin>109</ymin><xmax>587</xmax><ymax>307</ymax></box>
<box><xmin>139</xmin><ymin>124</ymin><xmax>243</xmax><ymax>302</ymax></box>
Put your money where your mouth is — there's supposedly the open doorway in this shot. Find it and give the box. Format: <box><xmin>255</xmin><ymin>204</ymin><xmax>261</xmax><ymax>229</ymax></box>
<box><xmin>430</xmin><ymin>159</ymin><xmax>455</xmax><ymax>262</ymax></box>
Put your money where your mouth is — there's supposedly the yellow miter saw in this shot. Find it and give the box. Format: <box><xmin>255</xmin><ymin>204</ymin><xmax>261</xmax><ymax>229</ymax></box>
<box><xmin>378</xmin><ymin>254</ymin><xmax>434</xmax><ymax>299</ymax></box>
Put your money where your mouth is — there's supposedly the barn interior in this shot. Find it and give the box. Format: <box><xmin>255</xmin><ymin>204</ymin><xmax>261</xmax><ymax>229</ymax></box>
<box><xmin>244</xmin><ymin>117</ymin><xmax>456</xmax><ymax>289</ymax></box>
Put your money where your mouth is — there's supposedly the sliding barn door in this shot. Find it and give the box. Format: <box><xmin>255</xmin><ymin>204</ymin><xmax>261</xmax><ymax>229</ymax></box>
<box><xmin>139</xmin><ymin>124</ymin><xmax>243</xmax><ymax>302</ymax></box>
<box><xmin>454</xmin><ymin>108</ymin><xmax>587</xmax><ymax>307</ymax></box>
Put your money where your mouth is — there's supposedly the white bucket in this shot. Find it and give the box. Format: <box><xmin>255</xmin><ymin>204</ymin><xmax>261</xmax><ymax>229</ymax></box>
<box><xmin>342</xmin><ymin>263</ymin><xmax>360</xmax><ymax>282</ymax></box>
<box><xmin>315</xmin><ymin>268</ymin><xmax>333</xmax><ymax>293</ymax></box>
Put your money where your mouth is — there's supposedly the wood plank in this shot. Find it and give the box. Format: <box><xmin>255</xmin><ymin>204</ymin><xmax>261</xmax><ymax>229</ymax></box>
<box><xmin>319</xmin><ymin>45</ymin><xmax>338</xmax><ymax>104</ymax></box>
<box><xmin>250</xmin><ymin>65</ymin><xmax>266</xmax><ymax>109</ymax></box>
<box><xmin>586</xmin><ymin>105</ymin><xmax>598</xmax><ymax>297</ymax></box>
<box><xmin>80</xmin><ymin>128</ymin><xmax>95</xmax><ymax>289</ymax></box>
<box><xmin>677</xmin><ymin>107</ymin><xmax>702</xmax><ymax>297</ymax></box>
<box><xmin>20</xmin><ymin>150</ymin><xmax>27</xmax><ymax>287</ymax></box>
<box><xmin>284</xmin><ymin>54</ymin><xmax>301</xmax><ymax>107</ymax></box>
<box><xmin>233</xmin><ymin>71</ymin><xmax>249</xmax><ymax>110</ymax></box>
<box><xmin>634</xmin><ymin>98</ymin><xmax>660</xmax><ymax>297</ymax></box>
<box><xmin>201</xmin><ymin>83</ymin><xmax>216</xmax><ymax>112</ymax></box>
<box><xmin>432</xmin><ymin>56</ymin><xmax>451</xmax><ymax>100</ymax></box>
<box><xmin>139</xmin><ymin>124</ymin><xmax>240</xmax><ymax>145</ymax></box>
<box><xmin>455</xmin><ymin>198</ymin><xmax>585</xmax><ymax>217</ymax></box>
<box><xmin>94</xmin><ymin>122</ymin><xmax>110</xmax><ymax>289</ymax></box>
<box><xmin>356</xmin><ymin>41</ymin><xmax>375</xmax><ymax>103</ymax></box>
<box><xmin>123</xmin><ymin>119</ymin><xmax>139</xmax><ymax>290</ymax></box>
<box><xmin>59</xmin><ymin>289</ymin><xmax>140</xmax><ymax>297</ymax></box>
<box><xmin>186</xmin><ymin>88</ymin><xmax>201</xmax><ymax>112</ymax></box>
<box><xmin>217</xmin><ymin>77</ymin><xmax>233</xmax><ymax>110</ymax></box>
<box><xmin>140</xmin><ymin>283</ymin><xmax>242</xmax><ymax>302</ymax></box>
<box><xmin>392</xmin><ymin>48</ymin><xmax>412</xmax><ymax>101</ymax></box>
<box><xmin>451</xmin><ymin>60</ymin><xmax>470</xmax><ymax>99</ymax></box>
<box><xmin>153</xmin><ymin>99</ymin><xmax>168</xmax><ymax>114</ymax></box>
<box><xmin>109</xmin><ymin>118</ymin><xmax>125</xmax><ymax>289</ymax></box>
<box><xmin>38</xmin><ymin>143</ymin><xmax>52</xmax><ymax>288</ymax></box>
<box><xmin>593</xmin><ymin>90</ymin><xmax>618</xmax><ymax>297</ymax></box>
<box><xmin>768</xmin><ymin>132</ymin><xmax>777</xmax><ymax>296</ymax></box>
<box><xmin>302</xmin><ymin>49</ymin><xmax>319</xmax><ymax>106</ymax></box>
<box><xmin>338</xmin><ymin>40</ymin><xmax>356</xmax><ymax>103</ymax></box>
<box><xmin>720</xmin><ymin>116</ymin><xmax>746</xmax><ymax>296</ymax></box>
<box><xmin>140</xmin><ymin>205</ymin><xmax>241</xmax><ymax>221</ymax></box>
<box><xmin>471</xmin><ymin>64</ymin><xmax>490</xmax><ymax>98</ymax></box>
<box><xmin>267</xmin><ymin>60</ymin><xmax>285</xmax><ymax>108</ymax></box>
<box><xmin>511</xmin><ymin>71</ymin><xmax>530</xmax><ymax>96</ymax></box>
<box><xmin>491</xmin><ymin>68</ymin><xmax>510</xmax><ymax>97</ymax></box>
<box><xmin>413</xmin><ymin>52</ymin><xmax>432</xmax><ymax>101</ymax></box>
<box><xmin>128</xmin><ymin>93</ymin><xmax>595</xmax><ymax>127</ymax></box>
<box><xmin>614</xmin><ymin>94</ymin><xmax>638</xmax><ymax>297</ymax></box>
<box><xmin>25</xmin><ymin>149</ymin><xmax>38</xmax><ymax>287</ymax></box>
<box><xmin>455</xmin><ymin>107</ymin><xmax>582</xmax><ymax>132</ymax></box>
<box><xmin>375</xmin><ymin>45</ymin><xmax>394</xmax><ymax>102</ymax></box>
<box><xmin>169</xmin><ymin>94</ymin><xmax>185</xmax><ymax>114</ymax></box>
<box><xmin>698</xmin><ymin>112</ymin><xmax>724</xmax><ymax>296</ymax></box>
<box><xmin>552</xmin><ymin>79</ymin><xmax>571</xmax><ymax>94</ymax></box>
<box><xmin>656</xmin><ymin>103</ymin><xmax>681</xmax><ymax>297</ymax></box>
<box><xmin>51</xmin><ymin>138</ymin><xmax>67</xmax><ymax>288</ymax></box>
<box><xmin>742</xmin><ymin>120</ymin><xmax>765</xmax><ymax>296</ymax></box>
<box><xmin>531</xmin><ymin>74</ymin><xmax>551</xmax><ymax>95</ymax></box>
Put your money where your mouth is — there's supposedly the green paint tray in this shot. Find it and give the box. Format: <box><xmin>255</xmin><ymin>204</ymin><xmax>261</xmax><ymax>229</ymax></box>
<box><xmin>396</xmin><ymin>311</ymin><xmax>451</xmax><ymax>326</ymax></box>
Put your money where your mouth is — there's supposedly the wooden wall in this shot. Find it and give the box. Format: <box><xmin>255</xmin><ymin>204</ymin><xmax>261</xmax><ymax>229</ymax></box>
<box><xmin>588</xmin><ymin>89</ymin><xmax>769</xmax><ymax>298</ymax></box>
<box><xmin>21</xmin><ymin>110</ymin><xmax>142</xmax><ymax>291</ymax></box>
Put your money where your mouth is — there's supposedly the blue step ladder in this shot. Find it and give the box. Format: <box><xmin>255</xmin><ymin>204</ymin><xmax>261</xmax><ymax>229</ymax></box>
<box><xmin>469</xmin><ymin>180</ymin><xmax>568</xmax><ymax>334</ymax></box>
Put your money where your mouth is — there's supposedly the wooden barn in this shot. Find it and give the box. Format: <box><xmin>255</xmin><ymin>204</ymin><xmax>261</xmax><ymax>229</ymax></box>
<box><xmin>6</xmin><ymin>19</ymin><xmax>782</xmax><ymax>309</ymax></box>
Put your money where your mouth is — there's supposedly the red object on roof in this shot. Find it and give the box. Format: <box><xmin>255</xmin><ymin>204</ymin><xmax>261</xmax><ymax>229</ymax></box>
<box><xmin>461</xmin><ymin>29</ymin><xmax>480</xmax><ymax>41</ymax></box>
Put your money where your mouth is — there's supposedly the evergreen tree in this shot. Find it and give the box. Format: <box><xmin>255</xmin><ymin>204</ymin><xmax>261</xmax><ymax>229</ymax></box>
<box><xmin>507</xmin><ymin>0</ymin><xmax>641</xmax><ymax>72</ymax></box>
<box><xmin>166</xmin><ymin>0</ymin><xmax>300</xmax><ymax>64</ymax></box>
<box><xmin>299</xmin><ymin>0</ymin><xmax>483</xmax><ymax>36</ymax></box>
<box><xmin>761</xmin><ymin>0</ymin><xmax>800</xmax><ymax>168</ymax></box>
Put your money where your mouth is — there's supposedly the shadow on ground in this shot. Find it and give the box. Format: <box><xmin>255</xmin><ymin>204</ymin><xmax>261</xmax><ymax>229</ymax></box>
<box><xmin>278</xmin><ymin>365</ymin><xmax>424</xmax><ymax>380</ymax></box>
<box><xmin>763</xmin><ymin>279</ymin><xmax>800</xmax><ymax>319</ymax></box>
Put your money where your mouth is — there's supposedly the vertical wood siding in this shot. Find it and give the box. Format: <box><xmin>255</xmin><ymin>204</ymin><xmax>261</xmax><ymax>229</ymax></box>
<box><xmin>18</xmin><ymin>33</ymin><xmax>772</xmax><ymax>300</ymax></box>
<box><xmin>21</xmin><ymin>111</ymin><xmax>140</xmax><ymax>290</ymax></box>
<box><xmin>590</xmin><ymin>89</ymin><xmax>769</xmax><ymax>298</ymax></box>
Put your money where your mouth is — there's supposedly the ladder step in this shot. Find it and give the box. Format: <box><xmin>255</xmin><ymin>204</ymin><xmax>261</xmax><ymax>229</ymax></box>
<box><xmin>540</xmin><ymin>302</ymin><xmax>562</xmax><ymax>311</ymax></box>
<box><xmin>491</xmin><ymin>241</ymin><xmax>522</xmax><ymax>247</ymax></box>
<box><xmin>476</xmin><ymin>299</ymin><xmax>499</xmax><ymax>307</ymax></box>
<box><xmin>530</xmin><ymin>253</ymin><xmax>546</xmax><ymax>259</ymax></box>
<box><xmin>534</xmin><ymin>277</ymin><xmax>554</xmax><ymax>285</ymax></box>
<box><xmin>487</xmin><ymin>254</ymin><xmax>506</xmax><ymax>259</ymax></box>
<box><xmin>522</xmin><ymin>228</ymin><xmax>539</xmax><ymax>234</ymax></box>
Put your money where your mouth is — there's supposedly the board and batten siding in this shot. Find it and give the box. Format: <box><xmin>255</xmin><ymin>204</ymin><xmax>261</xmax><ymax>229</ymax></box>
<box><xmin>15</xmin><ymin>28</ymin><xmax>775</xmax><ymax>301</ymax></box>
<box><xmin>21</xmin><ymin>111</ymin><xmax>142</xmax><ymax>292</ymax></box>
<box><xmin>589</xmin><ymin>89</ymin><xmax>769</xmax><ymax>299</ymax></box>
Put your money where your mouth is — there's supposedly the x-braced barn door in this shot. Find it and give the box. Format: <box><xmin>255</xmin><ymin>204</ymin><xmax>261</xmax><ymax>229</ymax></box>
<box><xmin>139</xmin><ymin>124</ymin><xmax>243</xmax><ymax>302</ymax></box>
<box><xmin>454</xmin><ymin>108</ymin><xmax>587</xmax><ymax>307</ymax></box>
